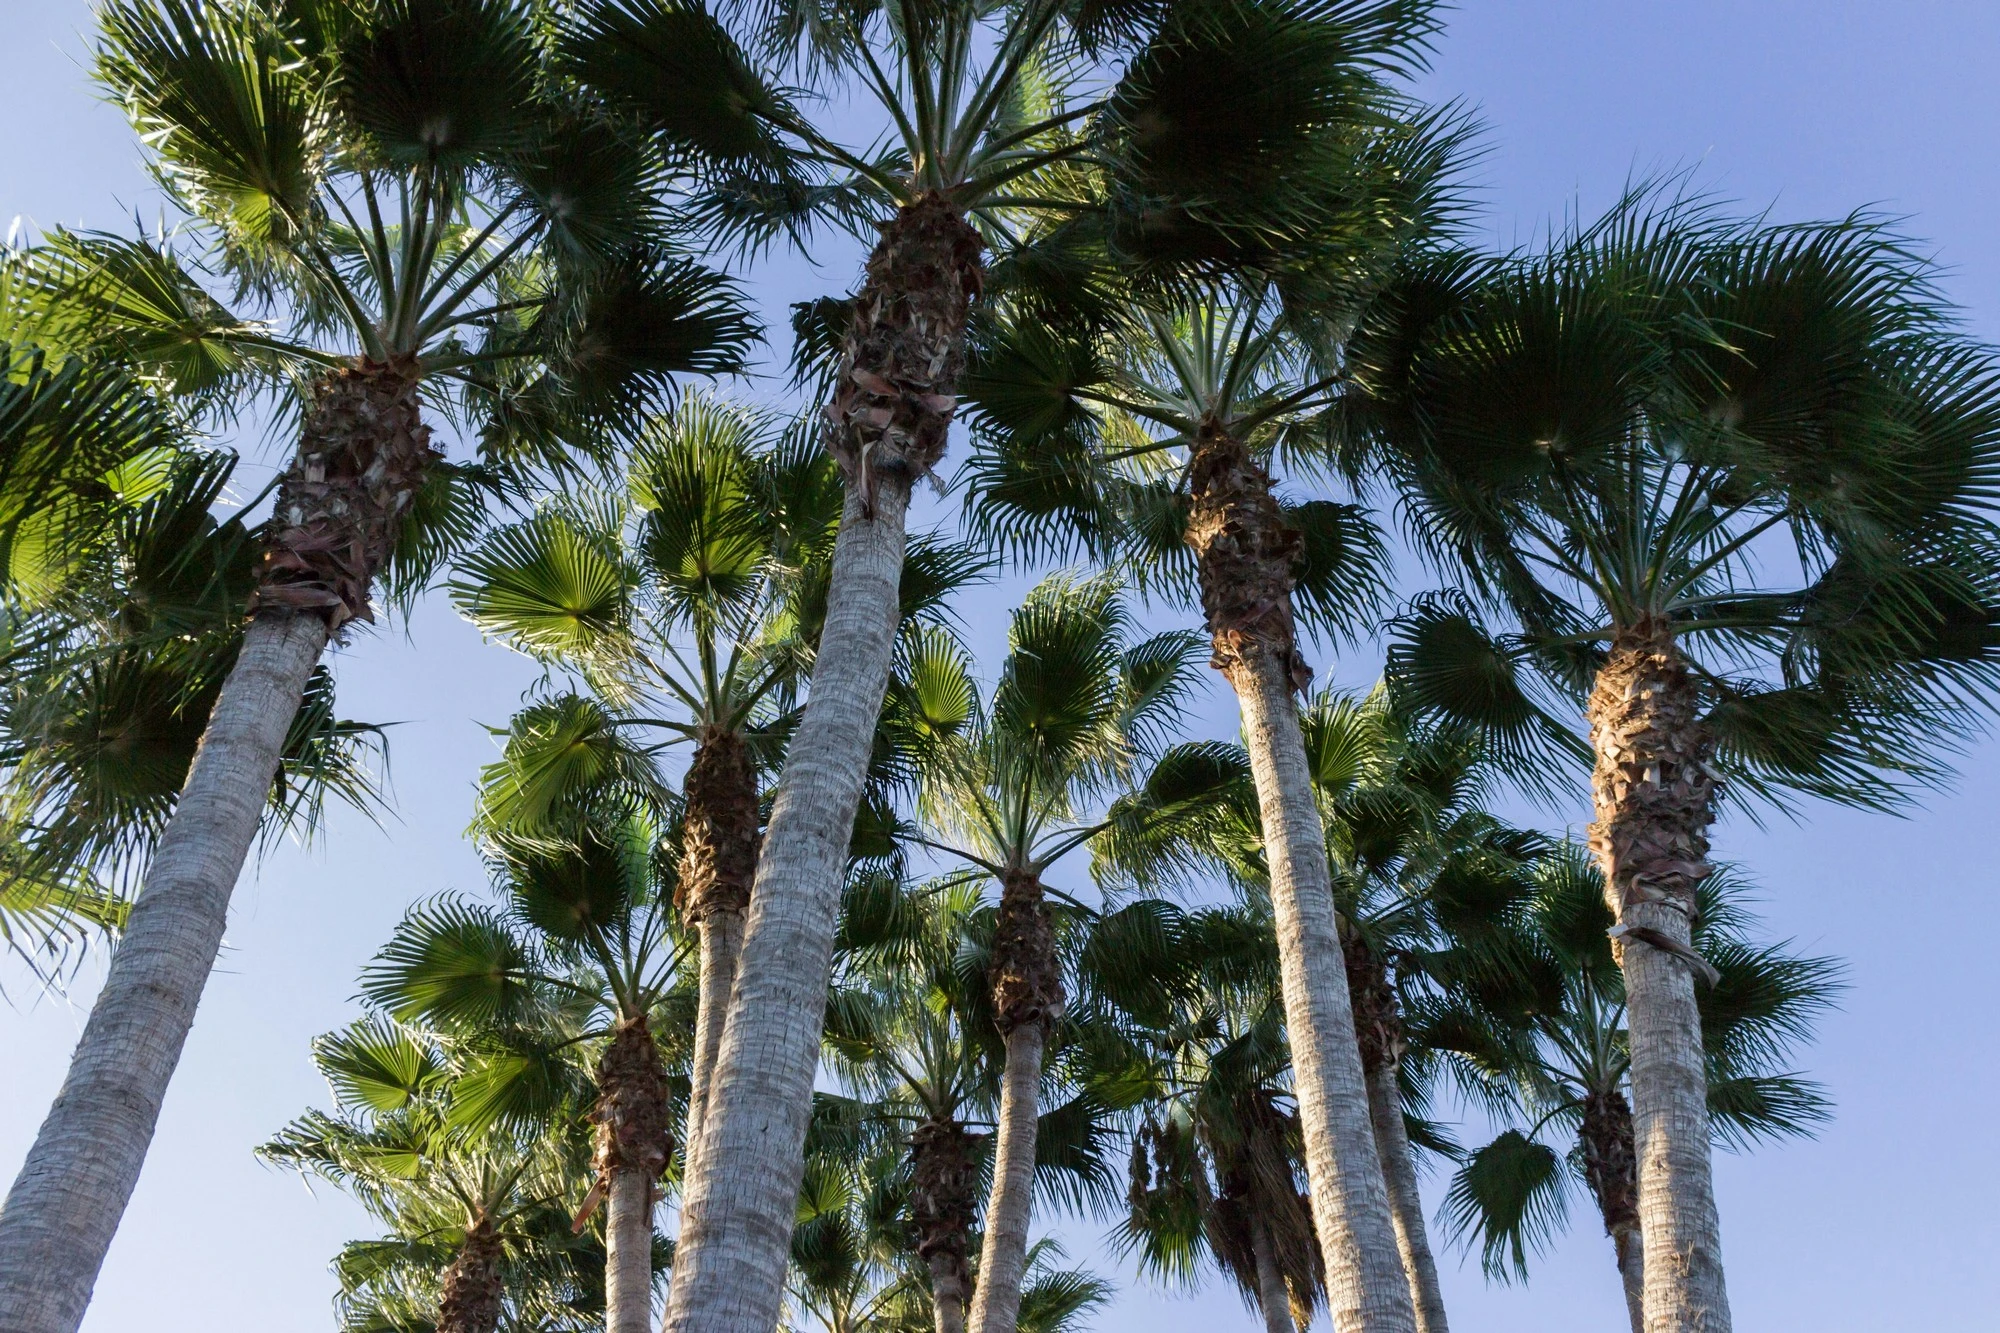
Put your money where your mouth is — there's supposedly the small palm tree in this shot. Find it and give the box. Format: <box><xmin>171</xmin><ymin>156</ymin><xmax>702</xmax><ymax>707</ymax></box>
<box><xmin>556</xmin><ymin>5</ymin><xmax>1449</xmax><ymax>1317</ymax></box>
<box><xmin>898</xmin><ymin>572</ymin><xmax>1204</xmax><ymax>1333</ymax></box>
<box><xmin>1099</xmin><ymin>898</ymin><xmax>1322</xmax><ymax>1333</ymax></box>
<box><xmin>0</xmin><ymin>4</ymin><xmax>754</xmax><ymax>1320</ymax></box>
<box><xmin>1432</xmin><ymin>846</ymin><xmax>1840</xmax><ymax>1333</ymax></box>
<box><xmin>451</xmin><ymin>394</ymin><xmax>841</xmax><ymax>1161</ymax></box>
<box><xmin>1098</xmin><ymin>685</ymin><xmax>1542</xmax><ymax>1333</ymax></box>
<box><xmin>1340</xmin><ymin>195</ymin><xmax>2000</xmax><ymax>1331</ymax></box>
<box><xmin>261</xmin><ymin>1017</ymin><xmax>605</xmax><ymax>1333</ymax></box>
<box><xmin>362</xmin><ymin>799</ymin><xmax>687</xmax><ymax>1333</ymax></box>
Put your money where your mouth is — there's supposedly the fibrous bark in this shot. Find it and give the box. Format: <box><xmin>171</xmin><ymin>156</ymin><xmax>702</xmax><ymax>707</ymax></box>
<box><xmin>254</xmin><ymin>357</ymin><xmax>439</xmax><ymax>629</ymax></box>
<box><xmin>1186</xmin><ymin>425</ymin><xmax>1311</xmax><ymax>694</ymax></box>
<box><xmin>1581</xmin><ymin>1088</ymin><xmax>1645</xmax><ymax>1333</ymax></box>
<box><xmin>1586</xmin><ymin>621</ymin><xmax>1728</xmax><ymax>1333</ymax></box>
<box><xmin>911</xmin><ymin>1118</ymin><xmax>980</xmax><ymax>1333</ymax></box>
<box><xmin>677</xmin><ymin>725</ymin><xmax>759</xmax><ymax>1177</ymax></box>
<box><xmin>437</xmin><ymin>1220</ymin><xmax>506</xmax><ymax>1333</ymax></box>
<box><xmin>1187</xmin><ymin>424</ymin><xmax>1415</xmax><ymax>1333</ymax></box>
<box><xmin>1345</xmin><ymin>935</ymin><xmax>1449</xmax><ymax>1333</ymax></box>
<box><xmin>969</xmin><ymin>870</ymin><xmax>1063</xmax><ymax>1333</ymax></box>
<box><xmin>584</xmin><ymin>1017</ymin><xmax>671</xmax><ymax>1333</ymax></box>
<box><xmin>662</xmin><ymin>194</ymin><xmax>982</xmax><ymax>1333</ymax></box>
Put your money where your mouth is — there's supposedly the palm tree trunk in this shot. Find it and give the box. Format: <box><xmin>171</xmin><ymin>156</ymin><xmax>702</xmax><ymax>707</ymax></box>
<box><xmin>1364</xmin><ymin>1061</ymin><xmax>1449</xmax><ymax>1333</ymax></box>
<box><xmin>912</xmin><ymin>1119</ymin><xmax>978</xmax><ymax>1333</ymax></box>
<box><xmin>1189</xmin><ymin>425</ymin><xmax>1415</xmax><ymax>1333</ymax></box>
<box><xmin>0</xmin><ymin>613</ymin><xmax>328</xmax><ymax>1333</ymax></box>
<box><xmin>661</xmin><ymin>194</ymin><xmax>984</xmax><ymax>1333</ymax></box>
<box><xmin>1249</xmin><ymin>1210</ymin><xmax>1300</xmax><ymax>1333</ymax></box>
<box><xmin>1346</xmin><ymin>933</ymin><xmax>1448</xmax><ymax>1333</ymax></box>
<box><xmin>438</xmin><ymin>1221</ymin><xmax>507</xmax><ymax>1333</ymax></box>
<box><xmin>605</xmin><ymin>1167</ymin><xmax>654</xmax><ymax>1333</ymax></box>
<box><xmin>589</xmin><ymin>1017</ymin><xmax>670</xmax><ymax>1333</ymax></box>
<box><xmin>686</xmin><ymin>910</ymin><xmax>743</xmax><ymax>1168</ymax></box>
<box><xmin>0</xmin><ymin>359</ymin><xmax>431</xmax><ymax>1333</ymax></box>
<box><xmin>1586</xmin><ymin>624</ymin><xmax>1728</xmax><ymax>1333</ymax></box>
<box><xmin>678</xmin><ymin>725</ymin><xmax>758</xmax><ymax>1179</ymax></box>
<box><xmin>1581</xmin><ymin>1088</ymin><xmax>1646</xmax><ymax>1333</ymax></box>
<box><xmin>969</xmin><ymin>869</ymin><xmax>1062</xmax><ymax>1333</ymax></box>
<box><xmin>968</xmin><ymin>1023</ymin><xmax>1046</xmax><ymax>1333</ymax></box>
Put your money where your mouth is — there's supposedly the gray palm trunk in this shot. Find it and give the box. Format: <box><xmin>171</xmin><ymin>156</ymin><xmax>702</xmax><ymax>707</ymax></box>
<box><xmin>1248</xmin><ymin>1210</ymin><xmax>1299</xmax><ymax>1333</ymax></box>
<box><xmin>0</xmin><ymin>613</ymin><xmax>329</xmax><ymax>1333</ymax></box>
<box><xmin>1587</xmin><ymin>627</ymin><xmax>1728</xmax><ymax>1333</ymax></box>
<box><xmin>928</xmin><ymin>1253</ymin><xmax>970</xmax><ymax>1333</ymax></box>
<box><xmin>1233</xmin><ymin>650</ymin><xmax>1418</xmax><ymax>1333</ymax></box>
<box><xmin>660</xmin><ymin>482</ymin><xmax>912</xmax><ymax>1333</ymax></box>
<box><xmin>684</xmin><ymin>908</ymin><xmax>745</xmax><ymax>1179</ymax></box>
<box><xmin>605</xmin><ymin>1167</ymin><xmax>653</xmax><ymax>1333</ymax></box>
<box><xmin>966</xmin><ymin>1023</ymin><xmax>1045</xmax><ymax>1333</ymax></box>
<box><xmin>1617</xmin><ymin>1230</ymin><xmax>1647</xmax><ymax>1333</ymax></box>
<box><xmin>1623</xmin><ymin>920</ymin><xmax>1724</xmax><ymax>1333</ymax></box>
<box><xmin>1364</xmin><ymin>1061</ymin><xmax>1449</xmax><ymax>1333</ymax></box>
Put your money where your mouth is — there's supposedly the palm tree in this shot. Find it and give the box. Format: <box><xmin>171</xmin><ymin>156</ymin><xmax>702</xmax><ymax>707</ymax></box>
<box><xmin>0</xmin><ymin>4</ymin><xmax>753</xmax><ymax>1321</ymax></box>
<box><xmin>824</xmin><ymin>875</ymin><xmax>992</xmax><ymax>1333</ymax></box>
<box><xmin>1098</xmin><ymin>685</ymin><xmax>1543</xmax><ymax>1333</ymax></box>
<box><xmin>361</xmin><ymin>798</ymin><xmax>689</xmax><ymax>1333</ymax></box>
<box><xmin>557</xmin><ymin>5</ymin><xmax>1448</xmax><ymax>1320</ymax></box>
<box><xmin>1100</xmin><ymin>898</ymin><xmax>1323</xmax><ymax>1333</ymax></box>
<box><xmin>261</xmin><ymin>1017</ymin><xmax>605</xmax><ymax>1333</ymax></box>
<box><xmin>450</xmin><ymin>394</ymin><xmax>841</xmax><ymax>1163</ymax></box>
<box><xmin>1339</xmin><ymin>196</ymin><xmax>2000</xmax><ymax>1331</ymax></box>
<box><xmin>896</xmin><ymin>572</ymin><xmax>1203</xmax><ymax>1333</ymax></box>
<box><xmin>959</xmin><ymin>281</ymin><xmax>1460</xmax><ymax>1330</ymax></box>
<box><xmin>1433</xmin><ymin>846</ymin><xmax>1840</xmax><ymax>1333</ymax></box>
<box><xmin>824</xmin><ymin>871</ymin><xmax>1130</xmax><ymax>1333</ymax></box>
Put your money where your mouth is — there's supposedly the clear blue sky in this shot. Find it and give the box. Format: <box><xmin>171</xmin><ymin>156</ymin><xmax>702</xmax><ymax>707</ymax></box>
<box><xmin>5</xmin><ymin>3</ymin><xmax>1998</xmax><ymax>1330</ymax></box>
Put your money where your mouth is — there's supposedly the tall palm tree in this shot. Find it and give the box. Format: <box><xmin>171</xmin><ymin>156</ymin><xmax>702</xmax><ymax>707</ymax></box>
<box><xmin>899</xmin><ymin>572</ymin><xmax>1204</xmax><ymax>1333</ymax></box>
<box><xmin>451</xmin><ymin>394</ymin><xmax>841</xmax><ymax>1163</ymax></box>
<box><xmin>361</xmin><ymin>799</ymin><xmax>688</xmax><ymax>1333</ymax></box>
<box><xmin>1340</xmin><ymin>197</ymin><xmax>2000</xmax><ymax>1331</ymax></box>
<box><xmin>0</xmin><ymin>5</ymin><xmax>753</xmax><ymax>1322</ymax></box>
<box><xmin>959</xmin><ymin>282</ymin><xmax>1456</xmax><ymax>1330</ymax></box>
<box><xmin>1432</xmin><ymin>847</ymin><xmax>1840</xmax><ymax>1333</ymax></box>
<box><xmin>261</xmin><ymin>1017</ymin><xmax>604</xmax><ymax>1333</ymax></box>
<box><xmin>557</xmin><ymin>5</ymin><xmax>1448</xmax><ymax>1321</ymax></box>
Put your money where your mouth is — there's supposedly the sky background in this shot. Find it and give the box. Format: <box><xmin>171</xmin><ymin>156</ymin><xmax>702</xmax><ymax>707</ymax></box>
<box><xmin>5</xmin><ymin>2</ymin><xmax>2000</xmax><ymax>1330</ymax></box>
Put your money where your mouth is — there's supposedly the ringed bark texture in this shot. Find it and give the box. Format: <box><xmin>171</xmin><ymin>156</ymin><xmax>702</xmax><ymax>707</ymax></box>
<box><xmin>911</xmin><ymin>1118</ymin><xmax>980</xmax><ymax>1333</ymax></box>
<box><xmin>588</xmin><ymin>1017</ymin><xmax>672</xmax><ymax>1333</ymax></box>
<box><xmin>662</xmin><ymin>194</ymin><xmax>983</xmax><ymax>1333</ymax></box>
<box><xmin>1586</xmin><ymin>623</ymin><xmax>1728</xmax><ymax>1333</ymax></box>
<box><xmin>1346</xmin><ymin>935</ymin><xmax>1450</xmax><ymax>1333</ymax></box>
<box><xmin>678</xmin><ymin>725</ymin><xmax>760</xmax><ymax>1174</ymax></box>
<box><xmin>969</xmin><ymin>869</ymin><xmax>1064</xmax><ymax>1333</ymax></box>
<box><xmin>1188</xmin><ymin>427</ymin><xmax>1415</xmax><ymax>1333</ymax></box>
<box><xmin>437</xmin><ymin>1222</ymin><xmax>507</xmax><ymax>1333</ymax></box>
<box><xmin>1582</xmin><ymin>1088</ymin><xmax>1645</xmax><ymax>1333</ymax></box>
